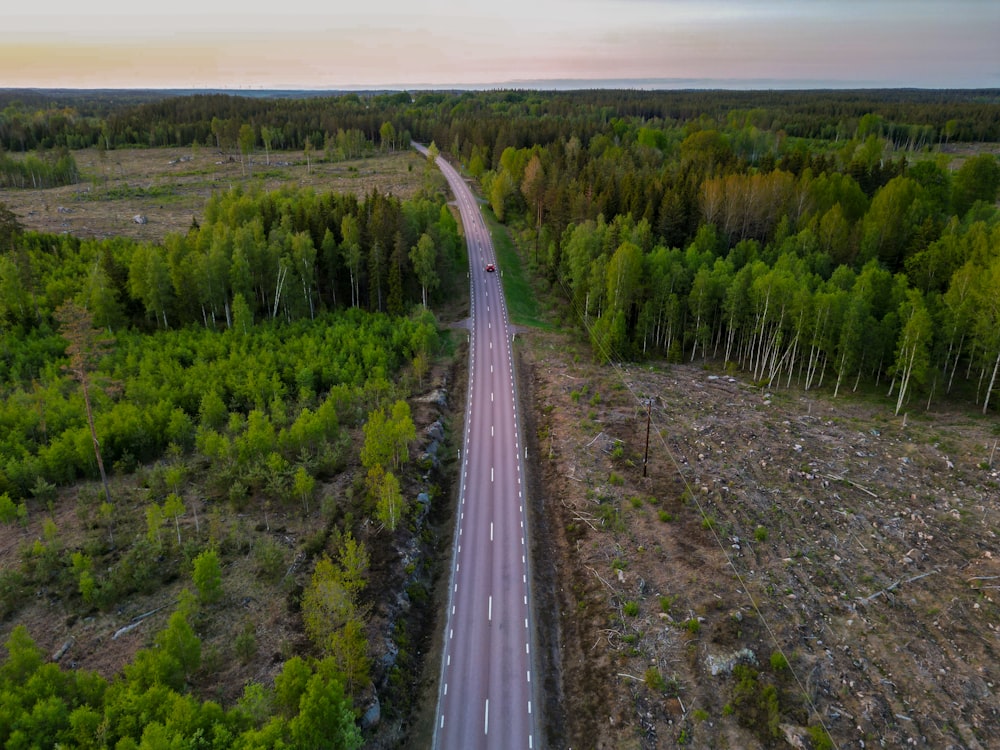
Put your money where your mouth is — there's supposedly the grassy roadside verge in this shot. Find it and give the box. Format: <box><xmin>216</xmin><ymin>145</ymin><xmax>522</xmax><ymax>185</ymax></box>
<box><xmin>482</xmin><ymin>208</ymin><xmax>553</xmax><ymax>330</ymax></box>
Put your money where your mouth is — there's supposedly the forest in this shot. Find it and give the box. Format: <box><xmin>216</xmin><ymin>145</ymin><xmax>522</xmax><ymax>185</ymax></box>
<box><xmin>0</xmin><ymin>86</ymin><xmax>999</xmax><ymax>747</ymax></box>
<box><xmin>0</xmin><ymin>161</ymin><xmax>459</xmax><ymax>746</ymax></box>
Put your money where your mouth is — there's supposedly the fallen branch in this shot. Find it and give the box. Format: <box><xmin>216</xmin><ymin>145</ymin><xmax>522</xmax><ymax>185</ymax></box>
<box><xmin>284</xmin><ymin>551</ymin><xmax>305</xmax><ymax>580</ymax></box>
<box><xmin>824</xmin><ymin>473</ymin><xmax>879</xmax><ymax>498</ymax></box>
<box><xmin>617</xmin><ymin>672</ymin><xmax>644</xmax><ymax>682</ymax></box>
<box><xmin>52</xmin><ymin>637</ymin><xmax>74</xmax><ymax>662</ymax></box>
<box><xmin>860</xmin><ymin>569</ymin><xmax>938</xmax><ymax>604</ymax></box>
<box><xmin>587</xmin><ymin>566</ymin><xmax>617</xmax><ymax>594</ymax></box>
<box><xmin>572</xmin><ymin>513</ymin><xmax>600</xmax><ymax>532</ymax></box>
<box><xmin>112</xmin><ymin>606</ymin><xmax>165</xmax><ymax>640</ymax></box>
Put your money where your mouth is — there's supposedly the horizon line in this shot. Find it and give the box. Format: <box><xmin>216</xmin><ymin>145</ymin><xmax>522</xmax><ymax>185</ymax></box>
<box><xmin>4</xmin><ymin>77</ymin><xmax>1000</xmax><ymax>94</ymax></box>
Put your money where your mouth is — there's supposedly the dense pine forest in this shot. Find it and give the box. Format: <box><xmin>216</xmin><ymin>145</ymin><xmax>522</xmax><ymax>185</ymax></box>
<box><xmin>0</xmin><ymin>87</ymin><xmax>999</xmax><ymax>748</ymax></box>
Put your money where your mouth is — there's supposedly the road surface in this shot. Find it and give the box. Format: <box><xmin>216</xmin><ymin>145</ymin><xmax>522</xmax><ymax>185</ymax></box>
<box><xmin>415</xmin><ymin>144</ymin><xmax>538</xmax><ymax>749</ymax></box>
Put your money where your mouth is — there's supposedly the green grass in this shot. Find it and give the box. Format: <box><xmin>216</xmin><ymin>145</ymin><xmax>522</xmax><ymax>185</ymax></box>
<box><xmin>483</xmin><ymin>209</ymin><xmax>552</xmax><ymax>329</ymax></box>
<box><xmin>75</xmin><ymin>184</ymin><xmax>178</xmax><ymax>201</ymax></box>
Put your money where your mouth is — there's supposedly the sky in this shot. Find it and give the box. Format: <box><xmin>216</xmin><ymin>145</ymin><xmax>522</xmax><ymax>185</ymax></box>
<box><xmin>2</xmin><ymin>0</ymin><xmax>998</xmax><ymax>90</ymax></box>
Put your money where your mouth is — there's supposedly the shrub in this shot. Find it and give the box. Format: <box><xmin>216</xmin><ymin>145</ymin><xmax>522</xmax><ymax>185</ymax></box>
<box><xmin>769</xmin><ymin>650</ymin><xmax>789</xmax><ymax>672</ymax></box>
<box><xmin>644</xmin><ymin>667</ymin><xmax>666</xmax><ymax>692</ymax></box>
<box><xmin>192</xmin><ymin>548</ymin><xmax>222</xmax><ymax>604</ymax></box>
<box><xmin>807</xmin><ymin>724</ymin><xmax>834</xmax><ymax>750</ymax></box>
<box><xmin>731</xmin><ymin>664</ymin><xmax>782</xmax><ymax>742</ymax></box>
<box><xmin>254</xmin><ymin>538</ymin><xmax>286</xmax><ymax>582</ymax></box>
<box><xmin>623</xmin><ymin>600</ymin><xmax>639</xmax><ymax>617</ymax></box>
<box><xmin>235</xmin><ymin>621</ymin><xmax>258</xmax><ymax>663</ymax></box>
<box><xmin>0</xmin><ymin>492</ymin><xmax>28</xmax><ymax>524</ymax></box>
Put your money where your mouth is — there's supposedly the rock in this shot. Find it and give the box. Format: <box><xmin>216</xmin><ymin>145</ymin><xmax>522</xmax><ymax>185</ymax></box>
<box><xmin>361</xmin><ymin>695</ymin><xmax>381</xmax><ymax>730</ymax></box>
<box><xmin>133</xmin><ymin>214</ymin><xmax>147</xmax><ymax>224</ymax></box>
<box><xmin>415</xmin><ymin>492</ymin><xmax>431</xmax><ymax>522</ymax></box>
<box><xmin>381</xmin><ymin>639</ymin><xmax>398</xmax><ymax>674</ymax></box>
<box><xmin>426</xmin><ymin>419</ymin><xmax>445</xmax><ymax>443</ymax></box>
<box><xmin>780</xmin><ymin>724</ymin><xmax>809</xmax><ymax>749</ymax></box>
<box><xmin>420</xmin><ymin>443</ymin><xmax>442</xmax><ymax>470</ymax></box>
<box><xmin>705</xmin><ymin>647</ymin><xmax>756</xmax><ymax>676</ymax></box>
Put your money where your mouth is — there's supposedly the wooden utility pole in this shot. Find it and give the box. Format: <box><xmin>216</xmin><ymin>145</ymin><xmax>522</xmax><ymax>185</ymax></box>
<box><xmin>642</xmin><ymin>397</ymin><xmax>653</xmax><ymax>478</ymax></box>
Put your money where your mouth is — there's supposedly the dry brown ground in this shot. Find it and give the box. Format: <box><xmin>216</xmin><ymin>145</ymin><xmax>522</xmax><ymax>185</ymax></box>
<box><xmin>522</xmin><ymin>329</ymin><xmax>1000</xmax><ymax>749</ymax></box>
<box><xmin>0</xmin><ymin>146</ymin><xmax>429</xmax><ymax>240</ymax></box>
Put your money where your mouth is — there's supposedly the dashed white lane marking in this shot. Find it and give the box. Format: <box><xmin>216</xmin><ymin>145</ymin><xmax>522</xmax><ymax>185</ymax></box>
<box><xmin>490</xmin><ymin>522</ymin><xmax>494</xmax><ymax>541</ymax></box>
<box><xmin>489</xmin><ymin>595</ymin><xmax>492</xmax><ymax>621</ymax></box>
<box><xmin>484</xmin><ymin>699</ymin><xmax>489</xmax><ymax>736</ymax></box>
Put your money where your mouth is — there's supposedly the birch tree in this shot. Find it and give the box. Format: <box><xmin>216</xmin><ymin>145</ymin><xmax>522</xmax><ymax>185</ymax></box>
<box><xmin>340</xmin><ymin>215</ymin><xmax>362</xmax><ymax>308</ymax></box>
<box><xmin>54</xmin><ymin>302</ymin><xmax>114</xmax><ymax>506</ymax></box>
<box><xmin>974</xmin><ymin>258</ymin><xmax>1000</xmax><ymax>414</ymax></box>
<box><xmin>892</xmin><ymin>289</ymin><xmax>933</xmax><ymax>415</ymax></box>
<box><xmin>409</xmin><ymin>232</ymin><xmax>438</xmax><ymax>308</ymax></box>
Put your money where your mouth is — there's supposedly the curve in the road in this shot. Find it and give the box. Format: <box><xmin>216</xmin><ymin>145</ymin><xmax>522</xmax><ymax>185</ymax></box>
<box><xmin>416</xmin><ymin>144</ymin><xmax>538</xmax><ymax>750</ymax></box>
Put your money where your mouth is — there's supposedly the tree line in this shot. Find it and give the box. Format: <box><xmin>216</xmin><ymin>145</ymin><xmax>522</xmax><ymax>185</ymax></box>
<box><xmin>1</xmin><ymin>183</ymin><xmax>461</xmax><ymax>334</ymax></box>
<box><xmin>475</xmin><ymin>116</ymin><xmax>1000</xmax><ymax>414</ymax></box>
<box><xmin>2</xmin><ymin>88</ymin><xmax>998</xmax><ymax>156</ymax></box>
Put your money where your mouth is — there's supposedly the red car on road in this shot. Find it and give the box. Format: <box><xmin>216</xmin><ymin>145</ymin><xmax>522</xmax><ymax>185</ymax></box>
<box><xmin>485</xmin><ymin>263</ymin><xmax>496</xmax><ymax>272</ymax></box>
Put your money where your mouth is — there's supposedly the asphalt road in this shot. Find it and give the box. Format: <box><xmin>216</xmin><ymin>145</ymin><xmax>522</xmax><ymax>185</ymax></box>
<box><xmin>416</xmin><ymin>145</ymin><xmax>538</xmax><ymax>750</ymax></box>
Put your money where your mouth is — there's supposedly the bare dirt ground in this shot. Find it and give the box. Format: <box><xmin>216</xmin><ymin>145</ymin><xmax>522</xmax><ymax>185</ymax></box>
<box><xmin>522</xmin><ymin>330</ymin><xmax>1000</xmax><ymax>750</ymax></box>
<box><xmin>0</xmin><ymin>146</ymin><xmax>429</xmax><ymax>240</ymax></box>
